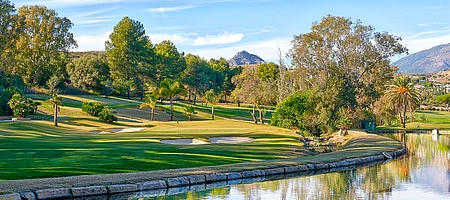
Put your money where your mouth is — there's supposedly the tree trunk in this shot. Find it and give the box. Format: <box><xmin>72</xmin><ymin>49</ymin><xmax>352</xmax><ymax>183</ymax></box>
<box><xmin>252</xmin><ymin>103</ymin><xmax>257</xmax><ymax>124</ymax></box>
<box><xmin>189</xmin><ymin>114</ymin><xmax>191</xmax><ymax>121</ymax></box>
<box><xmin>211</xmin><ymin>105</ymin><xmax>214</xmax><ymax>120</ymax></box>
<box><xmin>193</xmin><ymin>92</ymin><xmax>196</xmax><ymax>105</ymax></box>
<box><xmin>170</xmin><ymin>96</ymin><xmax>173</xmax><ymax>121</ymax></box>
<box><xmin>237</xmin><ymin>101</ymin><xmax>240</xmax><ymax>107</ymax></box>
<box><xmin>127</xmin><ymin>86</ymin><xmax>131</xmax><ymax>100</ymax></box>
<box><xmin>151</xmin><ymin>108</ymin><xmax>154</xmax><ymax>121</ymax></box>
<box><xmin>141</xmin><ymin>84</ymin><xmax>144</xmax><ymax>100</ymax></box>
<box><xmin>224</xmin><ymin>93</ymin><xmax>227</xmax><ymax>104</ymax></box>
<box><xmin>402</xmin><ymin>107</ymin><xmax>406</xmax><ymax>128</ymax></box>
<box><xmin>256</xmin><ymin>104</ymin><xmax>264</xmax><ymax>124</ymax></box>
<box><xmin>54</xmin><ymin>105</ymin><xmax>58</xmax><ymax>126</ymax></box>
<box><xmin>188</xmin><ymin>91</ymin><xmax>191</xmax><ymax>103</ymax></box>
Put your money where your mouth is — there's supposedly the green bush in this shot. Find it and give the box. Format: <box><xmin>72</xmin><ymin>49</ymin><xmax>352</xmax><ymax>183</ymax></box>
<box><xmin>270</xmin><ymin>91</ymin><xmax>311</xmax><ymax>130</ymax></box>
<box><xmin>82</xmin><ymin>102</ymin><xmax>104</xmax><ymax>116</ymax></box>
<box><xmin>7</xmin><ymin>94</ymin><xmax>36</xmax><ymax>118</ymax></box>
<box><xmin>98</xmin><ymin>106</ymin><xmax>117</xmax><ymax>123</ymax></box>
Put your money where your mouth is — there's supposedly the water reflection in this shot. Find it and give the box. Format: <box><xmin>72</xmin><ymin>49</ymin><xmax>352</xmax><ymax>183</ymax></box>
<box><xmin>115</xmin><ymin>134</ymin><xmax>450</xmax><ymax>199</ymax></box>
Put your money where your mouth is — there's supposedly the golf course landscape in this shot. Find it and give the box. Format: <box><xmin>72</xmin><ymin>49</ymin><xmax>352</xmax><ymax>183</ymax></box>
<box><xmin>0</xmin><ymin>94</ymin><xmax>403</xmax><ymax>186</ymax></box>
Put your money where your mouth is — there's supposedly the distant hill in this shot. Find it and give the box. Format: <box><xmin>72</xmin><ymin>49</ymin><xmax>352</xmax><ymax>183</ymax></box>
<box><xmin>68</xmin><ymin>51</ymin><xmax>105</xmax><ymax>60</ymax></box>
<box><xmin>228</xmin><ymin>50</ymin><xmax>265</xmax><ymax>66</ymax></box>
<box><xmin>393</xmin><ymin>43</ymin><xmax>450</xmax><ymax>73</ymax></box>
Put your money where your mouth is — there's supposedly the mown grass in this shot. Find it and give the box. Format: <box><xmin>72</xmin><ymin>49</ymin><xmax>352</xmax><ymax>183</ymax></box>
<box><xmin>0</xmin><ymin>94</ymin><xmax>403</xmax><ymax>182</ymax></box>
<box><xmin>0</xmin><ymin>119</ymin><xmax>309</xmax><ymax>180</ymax></box>
<box><xmin>377</xmin><ymin>110</ymin><xmax>450</xmax><ymax>130</ymax></box>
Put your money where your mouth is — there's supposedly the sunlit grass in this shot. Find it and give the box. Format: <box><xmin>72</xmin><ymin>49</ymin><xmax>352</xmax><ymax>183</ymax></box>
<box><xmin>377</xmin><ymin>110</ymin><xmax>450</xmax><ymax>130</ymax></box>
<box><xmin>0</xmin><ymin>118</ymin><xmax>307</xmax><ymax>180</ymax></box>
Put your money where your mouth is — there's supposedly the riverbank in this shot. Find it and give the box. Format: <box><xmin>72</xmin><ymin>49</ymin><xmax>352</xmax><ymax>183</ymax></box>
<box><xmin>0</xmin><ymin>131</ymin><xmax>405</xmax><ymax>198</ymax></box>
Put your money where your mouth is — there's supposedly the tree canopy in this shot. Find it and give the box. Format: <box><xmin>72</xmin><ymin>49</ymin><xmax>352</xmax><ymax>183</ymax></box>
<box><xmin>288</xmin><ymin>15</ymin><xmax>407</xmax><ymax>111</ymax></box>
<box><xmin>14</xmin><ymin>5</ymin><xmax>77</xmax><ymax>85</ymax></box>
<box><xmin>105</xmin><ymin>16</ymin><xmax>152</xmax><ymax>99</ymax></box>
<box><xmin>66</xmin><ymin>53</ymin><xmax>109</xmax><ymax>93</ymax></box>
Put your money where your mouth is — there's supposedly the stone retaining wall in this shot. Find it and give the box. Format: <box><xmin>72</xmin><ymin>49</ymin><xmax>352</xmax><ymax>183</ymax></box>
<box><xmin>0</xmin><ymin>146</ymin><xmax>407</xmax><ymax>200</ymax></box>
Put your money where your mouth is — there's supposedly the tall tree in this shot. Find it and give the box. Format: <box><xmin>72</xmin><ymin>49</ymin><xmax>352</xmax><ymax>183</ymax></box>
<box><xmin>384</xmin><ymin>76</ymin><xmax>420</xmax><ymax>128</ymax></box>
<box><xmin>105</xmin><ymin>16</ymin><xmax>151</xmax><ymax>99</ymax></box>
<box><xmin>14</xmin><ymin>5</ymin><xmax>76</xmax><ymax>85</ymax></box>
<box><xmin>231</xmin><ymin>67</ymin><xmax>275</xmax><ymax>124</ymax></box>
<box><xmin>205</xmin><ymin>89</ymin><xmax>218</xmax><ymax>120</ymax></box>
<box><xmin>209</xmin><ymin>58</ymin><xmax>240</xmax><ymax>104</ymax></box>
<box><xmin>47</xmin><ymin>94</ymin><xmax>63</xmax><ymax>126</ymax></box>
<box><xmin>0</xmin><ymin>0</ymin><xmax>21</xmax><ymax>68</ymax></box>
<box><xmin>288</xmin><ymin>15</ymin><xmax>407</xmax><ymax>113</ymax></box>
<box><xmin>256</xmin><ymin>62</ymin><xmax>279</xmax><ymax>81</ymax></box>
<box><xmin>182</xmin><ymin>54</ymin><xmax>212</xmax><ymax>105</ymax></box>
<box><xmin>154</xmin><ymin>40</ymin><xmax>186</xmax><ymax>82</ymax></box>
<box><xmin>66</xmin><ymin>53</ymin><xmax>109</xmax><ymax>93</ymax></box>
<box><xmin>158</xmin><ymin>78</ymin><xmax>186</xmax><ymax>121</ymax></box>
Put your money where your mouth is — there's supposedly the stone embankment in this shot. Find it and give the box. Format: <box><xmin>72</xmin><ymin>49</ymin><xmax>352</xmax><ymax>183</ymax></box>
<box><xmin>0</xmin><ymin>146</ymin><xmax>407</xmax><ymax>200</ymax></box>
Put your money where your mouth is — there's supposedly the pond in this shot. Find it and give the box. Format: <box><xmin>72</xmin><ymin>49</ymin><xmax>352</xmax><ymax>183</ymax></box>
<box><xmin>139</xmin><ymin>134</ymin><xmax>450</xmax><ymax>200</ymax></box>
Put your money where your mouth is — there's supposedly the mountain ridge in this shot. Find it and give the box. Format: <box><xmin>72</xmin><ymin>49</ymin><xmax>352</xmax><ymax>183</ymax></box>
<box><xmin>393</xmin><ymin>43</ymin><xmax>450</xmax><ymax>74</ymax></box>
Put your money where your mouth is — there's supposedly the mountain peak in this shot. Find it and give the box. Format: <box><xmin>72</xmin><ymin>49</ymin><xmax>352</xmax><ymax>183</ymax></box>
<box><xmin>228</xmin><ymin>51</ymin><xmax>265</xmax><ymax>66</ymax></box>
<box><xmin>393</xmin><ymin>43</ymin><xmax>450</xmax><ymax>73</ymax></box>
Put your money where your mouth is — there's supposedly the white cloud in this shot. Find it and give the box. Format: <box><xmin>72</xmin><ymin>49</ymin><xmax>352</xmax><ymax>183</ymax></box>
<box><xmin>192</xmin><ymin>32</ymin><xmax>243</xmax><ymax>46</ymax></box>
<box><xmin>147</xmin><ymin>6</ymin><xmax>196</xmax><ymax>17</ymax></box>
<box><xmin>147</xmin><ymin>6</ymin><xmax>195</xmax><ymax>13</ymax></box>
<box><xmin>148</xmin><ymin>31</ymin><xmax>243</xmax><ymax>46</ymax></box>
<box><xmin>147</xmin><ymin>33</ymin><xmax>192</xmax><ymax>45</ymax></box>
<box><xmin>418</xmin><ymin>22</ymin><xmax>447</xmax><ymax>27</ymax></box>
<box><xmin>402</xmin><ymin>28</ymin><xmax>450</xmax><ymax>54</ymax></box>
<box><xmin>73</xmin><ymin>32</ymin><xmax>111</xmax><ymax>52</ymax></box>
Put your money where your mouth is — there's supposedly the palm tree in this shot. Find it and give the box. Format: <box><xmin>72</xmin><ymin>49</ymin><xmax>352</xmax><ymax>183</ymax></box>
<box><xmin>384</xmin><ymin>76</ymin><xmax>421</xmax><ymax>128</ymax></box>
<box><xmin>205</xmin><ymin>89</ymin><xmax>218</xmax><ymax>120</ymax></box>
<box><xmin>183</xmin><ymin>105</ymin><xmax>197</xmax><ymax>121</ymax></box>
<box><xmin>47</xmin><ymin>94</ymin><xmax>63</xmax><ymax>126</ymax></box>
<box><xmin>158</xmin><ymin>78</ymin><xmax>186</xmax><ymax>121</ymax></box>
<box><xmin>140</xmin><ymin>93</ymin><xmax>159</xmax><ymax>121</ymax></box>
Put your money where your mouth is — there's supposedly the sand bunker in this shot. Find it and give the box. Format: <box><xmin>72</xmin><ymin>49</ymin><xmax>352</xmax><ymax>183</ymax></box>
<box><xmin>160</xmin><ymin>136</ymin><xmax>254</xmax><ymax>145</ymax></box>
<box><xmin>90</xmin><ymin>128</ymin><xmax>144</xmax><ymax>134</ymax></box>
<box><xmin>160</xmin><ymin>138</ymin><xmax>209</xmax><ymax>145</ymax></box>
<box><xmin>209</xmin><ymin>137</ymin><xmax>254</xmax><ymax>144</ymax></box>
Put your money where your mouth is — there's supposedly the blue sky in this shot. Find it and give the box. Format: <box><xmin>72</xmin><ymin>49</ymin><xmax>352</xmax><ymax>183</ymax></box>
<box><xmin>12</xmin><ymin>0</ymin><xmax>450</xmax><ymax>63</ymax></box>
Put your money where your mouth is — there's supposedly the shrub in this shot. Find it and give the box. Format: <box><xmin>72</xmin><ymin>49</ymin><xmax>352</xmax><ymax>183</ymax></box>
<box><xmin>98</xmin><ymin>106</ymin><xmax>117</xmax><ymax>123</ymax></box>
<box><xmin>270</xmin><ymin>91</ymin><xmax>311</xmax><ymax>130</ymax></box>
<box><xmin>425</xmin><ymin>105</ymin><xmax>433</xmax><ymax>110</ymax></box>
<box><xmin>82</xmin><ymin>102</ymin><xmax>104</xmax><ymax>116</ymax></box>
<box><xmin>420</xmin><ymin>114</ymin><xmax>427</xmax><ymax>122</ymax></box>
<box><xmin>7</xmin><ymin>94</ymin><xmax>36</xmax><ymax>118</ymax></box>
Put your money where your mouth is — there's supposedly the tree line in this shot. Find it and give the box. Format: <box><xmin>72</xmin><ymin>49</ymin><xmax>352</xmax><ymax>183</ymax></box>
<box><xmin>1</xmin><ymin>0</ymin><xmax>420</xmax><ymax>135</ymax></box>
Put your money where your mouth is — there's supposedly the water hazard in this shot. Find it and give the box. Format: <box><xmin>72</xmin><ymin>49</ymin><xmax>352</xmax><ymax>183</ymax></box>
<box><xmin>94</xmin><ymin>134</ymin><xmax>450</xmax><ymax>200</ymax></box>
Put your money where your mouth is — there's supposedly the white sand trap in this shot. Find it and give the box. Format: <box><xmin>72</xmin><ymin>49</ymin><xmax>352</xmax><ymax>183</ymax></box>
<box><xmin>160</xmin><ymin>138</ymin><xmax>209</xmax><ymax>145</ymax></box>
<box><xmin>209</xmin><ymin>137</ymin><xmax>254</xmax><ymax>144</ymax></box>
<box><xmin>89</xmin><ymin>131</ymin><xmax>111</xmax><ymax>134</ymax></box>
<box><xmin>109</xmin><ymin>128</ymin><xmax>145</xmax><ymax>133</ymax></box>
<box><xmin>160</xmin><ymin>137</ymin><xmax>254</xmax><ymax>145</ymax></box>
<box><xmin>90</xmin><ymin>128</ymin><xmax>144</xmax><ymax>134</ymax></box>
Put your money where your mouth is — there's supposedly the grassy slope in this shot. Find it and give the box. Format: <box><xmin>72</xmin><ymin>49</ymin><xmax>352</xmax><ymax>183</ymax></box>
<box><xmin>0</xmin><ymin>130</ymin><xmax>403</xmax><ymax>193</ymax></box>
<box><xmin>377</xmin><ymin>110</ymin><xmax>450</xmax><ymax>130</ymax></box>
<box><xmin>0</xmin><ymin>94</ymin><xmax>402</xmax><ymax>183</ymax></box>
<box><xmin>0</xmin><ymin>120</ymin><xmax>306</xmax><ymax>180</ymax></box>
